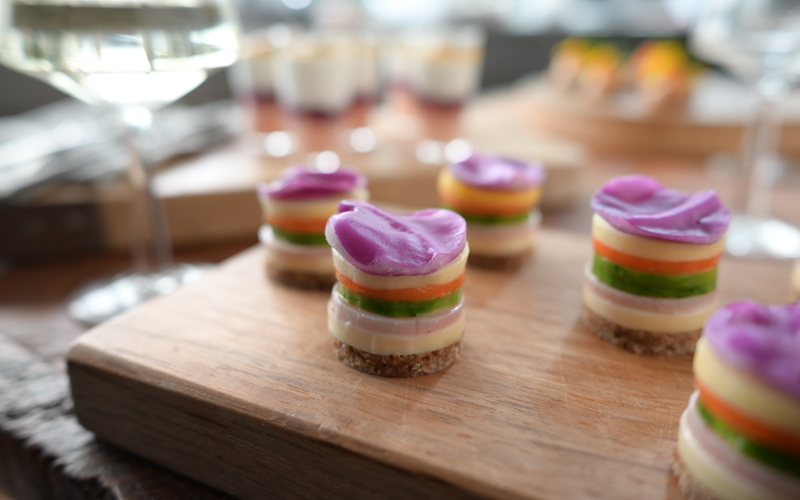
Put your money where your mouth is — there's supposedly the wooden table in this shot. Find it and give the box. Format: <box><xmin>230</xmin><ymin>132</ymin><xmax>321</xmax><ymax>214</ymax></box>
<box><xmin>0</xmin><ymin>244</ymin><xmax>252</xmax><ymax>500</ymax></box>
<box><xmin>2</xmin><ymin>86</ymin><xmax>800</xmax><ymax>500</ymax></box>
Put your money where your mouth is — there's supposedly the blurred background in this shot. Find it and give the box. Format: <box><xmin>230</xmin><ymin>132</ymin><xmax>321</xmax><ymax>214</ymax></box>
<box><xmin>3</xmin><ymin>0</ymin><xmax>800</xmax><ymax>343</ymax></box>
<box><xmin>0</xmin><ymin>0</ymin><xmax>700</xmax><ymax>115</ymax></box>
<box><xmin>0</xmin><ymin>0</ymin><xmax>716</xmax><ymax>267</ymax></box>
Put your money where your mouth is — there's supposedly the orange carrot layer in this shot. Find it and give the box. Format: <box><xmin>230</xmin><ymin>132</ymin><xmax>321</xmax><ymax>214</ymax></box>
<box><xmin>440</xmin><ymin>191</ymin><xmax>531</xmax><ymax>217</ymax></box>
<box><xmin>697</xmin><ymin>380</ymin><xmax>800</xmax><ymax>456</ymax></box>
<box><xmin>593</xmin><ymin>237</ymin><xmax>721</xmax><ymax>274</ymax></box>
<box><xmin>268</xmin><ymin>215</ymin><xmax>329</xmax><ymax>234</ymax></box>
<box><xmin>335</xmin><ymin>271</ymin><xmax>465</xmax><ymax>301</ymax></box>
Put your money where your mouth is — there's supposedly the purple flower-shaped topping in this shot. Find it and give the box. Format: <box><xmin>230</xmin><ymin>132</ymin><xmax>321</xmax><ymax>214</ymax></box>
<box><xmin>705</xmin><ymin>301</ymin><xmax>800</xmax><ymax>400</ymax></box>
<box><xmin>592</xmin><ymin>175</ymin><xmax>730</xmax><ymax>244</ymax></box>
<box><xmin>450</xmin><ymin>152</ymin><xmax>545</xmax><ymax>190</ymax></box>
<box><xmin>326</xmin><ymin>200</ymin><xmax>467</xmax><ymax>276</ymax></box>
<box><xmin>258</xmin><ymin>166</ymin><xmax>366</xmax><ymax>201</ymax></box>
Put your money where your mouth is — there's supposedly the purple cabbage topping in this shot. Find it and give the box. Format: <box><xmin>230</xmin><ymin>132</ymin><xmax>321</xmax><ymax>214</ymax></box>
<box><xmin>258</xmin><ymin>166</ymin><xmax>366</xmax><ymax>201</ymax></box>
<box><xmin>449</xmin><ymin>152</ymin><xmax>545</xmax><ymax>190</ymax></box>
<box><xmin>326</xmin><ymin>200</ymin><xmax>467</xmax><ymax>276</ymax></box>
<box><xmin>592</xmin><ymin>175</ymin><xmax>730</xmax><ymax>244</ymax></box>
<box><xmin>705</xmin><ymin>300</ymin><xmax>800</xmax><ymax>400</ymax></box>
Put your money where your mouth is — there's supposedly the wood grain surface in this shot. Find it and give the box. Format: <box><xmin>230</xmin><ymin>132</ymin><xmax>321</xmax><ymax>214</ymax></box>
<box><xmin>66</xmin><ymin>229</ymin><xmax>794</xmax><ymax>500</ymax></box>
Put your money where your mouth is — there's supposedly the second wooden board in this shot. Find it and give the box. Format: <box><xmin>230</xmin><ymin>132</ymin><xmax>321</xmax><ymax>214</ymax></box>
<box><xmin>525</xmin><ymin>76</ymin><xmax>800</xmax><ymax>157</ymax></box>
<box><xmin>66</xmin><ymin>229</ymin><xmax>793</xmax><ymax>500</ymax></box>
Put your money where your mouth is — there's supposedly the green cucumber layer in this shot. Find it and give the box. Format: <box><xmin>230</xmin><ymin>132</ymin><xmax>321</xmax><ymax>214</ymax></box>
<box><xmin>442</xmin><ymin>204</ymin><xmax>529</xmax><ymax>226</ymax></box>
<box><xmin>272</xmin><ymin>227</ymin><xmax>329</xmax><ymax>246</ymax></box>
<box><xmin>592</xmin><ymin>253</ymin><xmax>716</xmax><ymax>298</ymax></box>
<box><xmin>697</xmin><ymin>400</ymin><xmax>800</xmax><ymax>479</ymax></box>
<box><xmin>337</xmin><ymin>283</ymin><xmax>461</xmax><ymax>318</ymax></box>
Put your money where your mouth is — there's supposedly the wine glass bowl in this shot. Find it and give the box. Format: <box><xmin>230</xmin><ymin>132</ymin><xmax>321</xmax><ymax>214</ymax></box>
<box><xmin>1</xmin><ymin>1</ymin><xmax>239</xmax><ymax>108</ymax></box>
<box><xmin>0</xmin><ymin>0</ymin><xmax>240</xmax><ymax>324</ymax></box>
<box><xmin>691</xmin><ymin>0</ymin><xmax>800</xmax><ymax>258</ymax></box>
<box><xmin>229</xmin><ymin>26</ymin><xmax>298</xmax><ymax>158</ymax></box>
<box><xmin>692</xmin><ymin>0</ymin><xmax>800</xmax><ymax>84</ymax></box>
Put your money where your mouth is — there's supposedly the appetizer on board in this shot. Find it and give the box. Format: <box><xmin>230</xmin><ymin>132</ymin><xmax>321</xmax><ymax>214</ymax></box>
<box><xmin>581</xmin><ymin>175</ymin><xmax>730</xmax><ymax>355</ymax></box>
<box><xmin>326</xmin><ymin>200</ymin><xmax>468</xmax><ymax>377</ymax></box>
<box><xmin>258</xmin><ymin>166</ymin><xmax>369</xmax><ymax>290</ymax></box>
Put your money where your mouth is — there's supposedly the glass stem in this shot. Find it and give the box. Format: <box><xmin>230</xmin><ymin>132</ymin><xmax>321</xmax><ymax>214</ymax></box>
<box><xmin>741</xmin><ymin>74</ymin><xmax>788</xmax><ymax>219</ymax></box>
<box><xmin>121</xmin><ymin>106</ymin><xmax>173</xmax><ymax>274</ymax></box>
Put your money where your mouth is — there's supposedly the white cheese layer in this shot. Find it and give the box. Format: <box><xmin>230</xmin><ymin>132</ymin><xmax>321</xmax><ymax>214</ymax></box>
<box><xmin>332</xmin><ymin>245</ymin><xmax>468</xmax><ymax>290</ymax></box>
<box><xmin>592</xmin><ymin>214</ymin><xmax>725</xmax><ymax>262</ymax></box>
<box><xmin>582</xmin><ymin>285</ymin><xmax>715</xmax><ymax>333</ymax></box>
<box><xmin>261</xmin><ymin>188</ymin><xmax>369</xmax><ymax>220</ymax></box>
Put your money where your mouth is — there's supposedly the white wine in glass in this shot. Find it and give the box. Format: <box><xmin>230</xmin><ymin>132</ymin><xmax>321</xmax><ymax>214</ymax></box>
<box><xmin>0</xmin><ymin>0</ymin><xmax>239</xmax><ymax>323</ymax></box>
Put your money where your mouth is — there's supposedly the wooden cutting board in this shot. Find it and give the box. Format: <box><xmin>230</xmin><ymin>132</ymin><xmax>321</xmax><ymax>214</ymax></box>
<box><xmin>66</xmin><ymin>229</ymin><xmax>794</xmax><ymax>500</ymax></box>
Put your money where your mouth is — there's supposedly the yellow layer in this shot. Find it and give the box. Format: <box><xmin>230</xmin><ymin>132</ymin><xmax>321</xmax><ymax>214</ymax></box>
<box><xmin>266</xmin><ymin>249</ymin><xmax>335</xmax><ymax>273</ymax></box>
<box><xmin>592</xmin><ymin>214</ymin><xmax>725</xmax><ymax>262</ymax></box>
<box><xmin>792</xmin><ymin>262</ymin><xmax>800</xmax><ymax>294</ymax></box>
<box><xmin>332</xmin><ymin>245</ymin><xmax>469</xmax><ymax>290</ymax></box>
<box><xmin>467</xmin><ymin>225</ymin><xmax>535</xmax><ymax>256</ymax></box>
<box><xmin>582</xmin><ymin>286</ymin><xmax>714</xmax><ymax>333</ymax></box>
<box><xmin>263</xmin><ymin>187</ymin><xmax>369</xmax><ymax>219</ymax></box>
<box><xmin>677</xmin><ymin>407</ymin><xmax>764</xmax><ymax>500</ymax></box>
<box><xmin>694</xmin><ymin>338</ymin><xmax>800</xmax><ymax>436</ymax></box>
<box><xmin>328</xmin><ymin>311</ymin><xmax>465</xmax><ymax>355</ymax></box>
<box><xmin>438</xmin><ymin>169</ymin><xmax>541</xmax><ymax>208</ymax></box>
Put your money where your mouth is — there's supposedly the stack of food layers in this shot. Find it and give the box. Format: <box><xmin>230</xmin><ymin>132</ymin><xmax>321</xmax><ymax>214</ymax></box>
<box><xmin>673</xmin><ymin>301</ymin><xmax>800</xmax><ymax>500</ymax></box>
<box><xmin>582</xmin><ymin>175</ymin><xmax>730</xmax><ymax>355</ymax></box>
<box><xmin>325</xmin><ymin>200</ymin><xmax>468</xmax><ymax>377</ymax></box>
<box><xmin>438</xmin><ymin>152</ymin><xmax>544</xmax><ymax>269</ymax></box>
<box><xmin>257</xmin><ymin>166</ymin><xmax>368</xmax><ymax>289</ymax></box>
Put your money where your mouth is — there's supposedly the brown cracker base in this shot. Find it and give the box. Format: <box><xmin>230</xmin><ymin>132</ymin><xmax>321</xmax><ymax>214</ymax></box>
<box><xmin>581</xmin><ymin>305</ymin><xmax>700</xmax><ymax>356</ymax></box>
<box><xmin>266</xmin><ymin>264</ymin><xmax>337</xmax><ymax>291</ymax></box>
<box><xmin>333</xmin><ymin>339</ymin><xmax>461</xmax><ymax>377</ymax></box>
<box><xmin>670</xmin><ymin>447</ymin><xmax>721</xmax><ymax>500</ymax></box>
<box><xmin>467</xmin><ymin>252</ymin><xmax>530</xmax><ymax>271</ymax></box>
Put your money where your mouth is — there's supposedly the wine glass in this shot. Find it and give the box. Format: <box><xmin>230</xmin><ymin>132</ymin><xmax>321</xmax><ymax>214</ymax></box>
<box><xmin>692</xmin><ymin>0</ymin><xmax>800</xmax><ymax>258</ymax></box>
<box><xmin>271</xmin><ymin>29</ymin><xmax>358</xmax><ymax>164</ymax></box>
<box><xmin>0</xmin><ymin>0</ymin><xmax>240</xmax><ymax>323</ymax></box>
<box><xmin>343</xmin><ymin>29</ymin><xmax>381</xmax><ymax>154</ymax></box>
<box><xmin>402</xmin><ymin>26</ymin><xmax>485</xmax><ymax>165</ymax></box>
<box><xmin>228</xmin><ymin>24</ymin><xmax>299</xmax><ymax>158</ymax></box>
